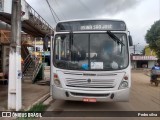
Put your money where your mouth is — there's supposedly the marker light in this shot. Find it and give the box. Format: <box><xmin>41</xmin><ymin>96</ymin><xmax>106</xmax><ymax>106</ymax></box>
<box><xmin>123</xmin><ymin>75</ymin><xmax>128</xmax><ymax>80</ymax></box>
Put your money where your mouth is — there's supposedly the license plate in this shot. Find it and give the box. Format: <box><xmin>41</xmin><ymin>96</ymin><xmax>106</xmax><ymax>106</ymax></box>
<box><xmin>83</xmin><ymin>98</ymin><xmax>97</xmax><ymax>102</ymax></box>
<box><xmin>157</xmin><ymin>78</ymin><xmax>160</xmax><ymax>80</ymax></box>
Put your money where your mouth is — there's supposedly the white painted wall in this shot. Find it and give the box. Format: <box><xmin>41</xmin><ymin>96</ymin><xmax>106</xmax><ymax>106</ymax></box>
<box><xmin>3</xmin><ymin>0</ymin><xmax>11</xmax><ymax>14</ymax></box>
<box><xmin>21</xmin><ymin>0</ymin><xmax>29</xmax><ymax>20</ymax></box>
<box><xmin>1</xmin><ymin>0</ymin><xmax>29</xmax><ymax>20</ymax></box>
<box><xmin>148</xmin><ymin>61</ymin><xmax>156</xmax><ymax>69</ymax></box>
<box><xmin>131</xmin><ymin>60</ymin><xmax>156</xmax><ymax>69</ymax></box>
<box><xmin>131</xmin><ymin>61</ymin><xmax>137</xmax><ymax>69</ymax></box>
<box><xmin>0</xmin><ymin>0</ymin><xmax>4</xmax><ymax>11</ymax></box>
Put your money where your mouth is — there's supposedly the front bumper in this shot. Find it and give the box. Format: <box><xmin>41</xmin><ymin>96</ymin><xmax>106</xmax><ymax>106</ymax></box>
<box><xmin>52</xmin><ymin>86</ymin><xmax>130</xmax><ymax>102</ymax></box>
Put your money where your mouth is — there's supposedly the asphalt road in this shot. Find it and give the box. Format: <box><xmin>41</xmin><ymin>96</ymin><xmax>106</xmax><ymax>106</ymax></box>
<box><xmin>40</xmin><ymin>70</ymin><xmax>160</xmax><ymax>120</ymax></box>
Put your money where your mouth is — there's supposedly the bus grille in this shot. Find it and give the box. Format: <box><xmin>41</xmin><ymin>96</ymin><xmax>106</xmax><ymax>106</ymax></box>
<box><xmin>70</xmin><ymin>92</ymin><xmax>110</xmax><ymax>97</ymax></box>
<box><xmin>65</xmin><ymin>78</ymin><xmax>115</xmax><ymax>88</ymax></box>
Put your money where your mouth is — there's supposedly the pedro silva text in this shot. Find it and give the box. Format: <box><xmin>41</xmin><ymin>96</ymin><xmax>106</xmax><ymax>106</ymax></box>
<box><xmin>138</xmin><ymin>113</ymin><xmax>158</xmax><ymax>117</ymax></box>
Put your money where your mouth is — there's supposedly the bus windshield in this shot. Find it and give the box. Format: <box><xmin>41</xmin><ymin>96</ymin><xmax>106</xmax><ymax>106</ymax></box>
<box><xmin>53</xmin><ymin>33</ymin><xmax>129</xmax><ymax>71</ymax></box>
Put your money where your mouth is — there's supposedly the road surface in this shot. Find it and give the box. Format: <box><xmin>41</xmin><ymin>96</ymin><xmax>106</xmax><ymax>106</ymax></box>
<box><xmin>40</xmin><ymin>70</ymin><xmax>160</xmax><ymax>120</ymax></box>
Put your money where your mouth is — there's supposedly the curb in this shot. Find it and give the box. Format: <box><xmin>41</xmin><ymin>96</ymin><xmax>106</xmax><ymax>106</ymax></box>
<box><xmin>43</xmin><ymin>96</ymin><xmax>54</xmax><ymax>106</ymax></box>
<box><xmin>25</xmin><ymin>93</ymin><xmax>50</xmax><ymax>111</ymax></box>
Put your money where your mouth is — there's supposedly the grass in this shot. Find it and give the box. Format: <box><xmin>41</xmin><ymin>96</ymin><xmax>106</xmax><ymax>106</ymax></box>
<box><xmin>28</xmin><ymin>103</ymin><xmax>47</xmax><ymax>112</ymax></box>
<box><xmin>17</xmin><ymin>103</ymin><xmax>48</xmax><ymax>120</ymax></box>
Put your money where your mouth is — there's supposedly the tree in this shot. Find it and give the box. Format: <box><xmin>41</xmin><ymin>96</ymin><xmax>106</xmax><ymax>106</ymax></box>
<box><xmin>145</xmin><ymin>20</ymin><xmax>160</xmax><ymax>58</ymax></box>
<box><xmin>140</xmin><ymin>48</ymin><xmax>145</xmax><ymax>55</ymax></box>
<box><xmin>143</xmin><ymin>45</ymin><xmax>156</xmax><ymax>56</ymax></box>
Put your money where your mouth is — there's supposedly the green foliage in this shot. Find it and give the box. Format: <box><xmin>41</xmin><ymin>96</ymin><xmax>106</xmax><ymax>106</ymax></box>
<box><xmin>17</xmin><ymin>117</ymin><xmax>34</xmax><ymax>120</ymax></box>
<box><xmin>17</xmin><ymin>103</ymin><xmax>47</xmax><ymax>120</ymax></box>
<box><xmin>144</xmin><ymin>45</ymin><xmax>156</xmax><ymax>56</ymax></box>
<box><xmin>145</xmin><ymin>20</ymin><xmax>160</xmax><ymax>58</ymax></box>
<box><xmin>141</xmin><ymin>48</ymin><xmax>145</xmax><ymax>55</ymax></box>
<box><xmin>28</xmin><ymin>103</ymin><xmax>47</xmax><ymax>112</ymax></box>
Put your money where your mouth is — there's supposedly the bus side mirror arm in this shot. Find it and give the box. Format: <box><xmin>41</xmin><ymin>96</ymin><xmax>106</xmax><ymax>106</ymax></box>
<box><xmin>129</xmin><ymin>35</ymin><xmax>133</xmax><ymax>46</ymax></box>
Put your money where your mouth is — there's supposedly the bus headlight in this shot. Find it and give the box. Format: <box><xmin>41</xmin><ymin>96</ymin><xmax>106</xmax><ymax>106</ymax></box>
<box><xmin>119</xmin><ymin>81</ymin><xmax>128</xmax><ymax>89</ymax></box>
<box><xmin>54</xmin><ymin>79</ymin><xmax>61</xmax><ymax>85</ymax></box>
<box><xmin>54</xmin><ymin>74</ymin><xmax>62</xmax><ymax>87</ymax></box>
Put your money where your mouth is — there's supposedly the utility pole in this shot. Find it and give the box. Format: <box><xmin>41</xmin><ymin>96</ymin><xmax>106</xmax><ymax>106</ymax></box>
<box><xmin>133</xmin><ymin>43</ymin><xmax>139</xmax><ymax>54</ymax></box>
<box><xmin>133</xmin><ymin>45</ymin><xmax>135</xmax><ymax>54</ymax></box>
<box><xmin>8</xmin><ymin>0</ymin><xmax>22</xmax><ymax>111</ymax></box>
<box><xmin>50</xmin><ymin>32</ymin><xmax>53</xmax><ymax>97</ymax></box>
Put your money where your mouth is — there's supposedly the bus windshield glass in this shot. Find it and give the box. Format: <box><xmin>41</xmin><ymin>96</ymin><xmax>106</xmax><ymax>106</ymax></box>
<box><xmin>53</xmin><ymin>33</ymin><xmax>128</xmax><ymax>71</ymax></box>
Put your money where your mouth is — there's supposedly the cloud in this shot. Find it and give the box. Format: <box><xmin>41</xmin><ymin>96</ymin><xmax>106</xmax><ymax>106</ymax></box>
<box><xmin>98</xmin><ymin>0</ymin><xmax>159</xmax><ymax>46</ymax></box>
<box><xmin>80</xmin><ymin>0</ymin><xmax>142</xmax><ymax>15</ymax></box>
<box><xmin>54</xmin><ymin>0</ymin><xmax>142</xmax><ymax>19</ymax></box>
<box><xmin>25</xmin><ymin>0</ymin><xmax>158</xmax><ymax>49</ymax></box>
<box><xmin>26</xmin><ymin>0</ymin><xmax>142</xmax><ymax>26</ymax></box>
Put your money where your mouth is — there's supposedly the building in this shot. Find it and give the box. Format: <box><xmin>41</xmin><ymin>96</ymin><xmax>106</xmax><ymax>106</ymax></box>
<box><xmin>131</xmin><ymin>55</ymin><xmax>157</xmax><ymax>68</ymax></box>
<box><xmin>131</xmin><ymin>45</ymin><xmax>158</xmax><ymax>69</ymax></box>
<box><xmin>0</xmin><ymin>0</ymin><xmax>53</xmax><ymax>111</ymax></box>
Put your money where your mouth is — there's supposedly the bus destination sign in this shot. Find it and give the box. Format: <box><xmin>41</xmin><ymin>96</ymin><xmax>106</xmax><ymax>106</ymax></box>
<box><xmin>56</xmin><ymin>20</ymin><xmax>126</xmax><ymax>32</ymax></box>
<box><xmin>80</xmin><ymin>24</ymin><xmax>113</xmax><ymax>31</ymax></box>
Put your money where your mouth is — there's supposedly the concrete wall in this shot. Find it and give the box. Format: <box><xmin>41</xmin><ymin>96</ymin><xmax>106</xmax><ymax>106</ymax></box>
<box><xmin>131</xmin><ymin>61</ymin><xmax>137</xmax><ymax>69</ymax></box>
<box><xmin>131</xmin><ymin>60</ymin><xmax>156</xmax><ymax>69</ymax></box>
<box><xmin>0</xmin><ymin>0</ymin><xmax>4</xmax><ymax>11</ymax></box>
<box><xmin>148</xmin><ymin>61</ymin><xmax>155</xmax><ymax>69</ymax></box>
<box><xmin>3</xmin><ymin>0</ymin><xmax>11</xmax><ymax>14</ymax></box>
<box><xmin>1</xmin><ymin>0</ymin><xmax>29</xmax><ymax>20</ymax></box>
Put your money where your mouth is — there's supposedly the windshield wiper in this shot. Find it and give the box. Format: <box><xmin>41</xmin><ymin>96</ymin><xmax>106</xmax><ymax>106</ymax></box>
<box><xmin>107</xmin><ymin>31</ymin><xmax>125</xmax><ymax>46</ymax></box>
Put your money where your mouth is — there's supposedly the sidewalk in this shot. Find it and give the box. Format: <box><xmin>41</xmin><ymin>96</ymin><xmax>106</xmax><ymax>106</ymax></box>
<box><xmin>0</xmin><ymin>66</ymin><xmax>50</xmax><ymax>111</ymax></box>
<box><xmin>0</xmin><ymin>85</ymin><xmax>8</xmax><ymax>111</ymax></box>
<box><xmin>22</xmin><ymin>81</ymin><xmax>50</xmax><ymax>110</ymax></box>
<box><xmin>0</xmin><ymin>81</ymin><xmax>49</xmax><ymax>111</ymax></box>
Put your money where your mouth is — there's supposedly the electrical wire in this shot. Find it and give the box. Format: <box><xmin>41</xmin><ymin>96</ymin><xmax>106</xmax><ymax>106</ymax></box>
<box><xmin>46</xmin><ymin>0</ymin><xmax>60</xmax><ymax>23</ymax></box>
<box><xmin>54</xmin><ymin>0</ymin><xmax>66</xmax><ymax>19</ymax></box>
<box><xmin>46</xmin><ymin>0</ymin><xmax>57</xmax><ymax>23</ymax></box>
<box><xmin>50</xmin><ymin>4</ymin><xmax>61</xmax><ymax>21</ymax></box>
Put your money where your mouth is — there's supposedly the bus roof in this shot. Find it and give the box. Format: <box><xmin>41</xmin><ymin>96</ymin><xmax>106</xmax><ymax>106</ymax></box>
<box><xmin>56</xmin><ymin>19</ymin><xmax>127</xmax><ymax>32</ymax></box>
<box><xmin>57</xmin><ymin>19</ymin><xmax>126</xmax><ymax>24</ymax></box>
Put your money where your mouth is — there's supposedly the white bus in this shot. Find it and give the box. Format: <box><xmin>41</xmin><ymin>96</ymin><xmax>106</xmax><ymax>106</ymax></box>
<box><xmin>51</xmin><ymin>19</ymin><xmax>133</xmax><ymax>102</ymax></box>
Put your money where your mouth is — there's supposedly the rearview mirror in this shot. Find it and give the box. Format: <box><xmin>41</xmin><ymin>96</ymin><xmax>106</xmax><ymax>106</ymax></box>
<box><xmin>129</xmin><ymin>35</ymin><xmax>133</xmax><ymax>46</ymax></box>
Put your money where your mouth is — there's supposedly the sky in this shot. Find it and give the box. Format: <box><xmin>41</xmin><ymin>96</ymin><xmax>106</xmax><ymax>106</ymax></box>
<box><xmin>26</xmin><ymin>0</ymin><xmax>159</xmax><ymax>52</ymax></box>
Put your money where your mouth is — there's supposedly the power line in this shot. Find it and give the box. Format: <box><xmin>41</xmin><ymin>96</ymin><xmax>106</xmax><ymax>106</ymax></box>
<box><xmin>46</xmin><ymin>0</ymin><xmax>60</xmax><ymax>23</ymax></box>
<box><xmin>46</xmin><ymin>0</ymin><xmax>57</xmax><ymax>23</ymax></box>
<box><xmin>54</xmin><ymin>0</ymin><xmax>66</xmax><ymax>19</ymax></box>
<box><xmin>49</xmin><ymin>3</ymin><xmax>60</xmax><ymax>21</ymax></box>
